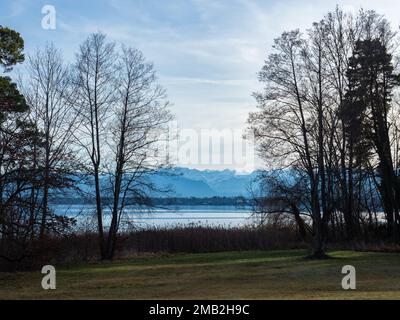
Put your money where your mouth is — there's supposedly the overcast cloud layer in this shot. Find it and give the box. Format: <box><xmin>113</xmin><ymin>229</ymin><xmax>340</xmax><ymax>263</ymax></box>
<box><xmin>1</xmin><ymin>0</ymin><xmax>400</xmax><ymax>171</ymax></box>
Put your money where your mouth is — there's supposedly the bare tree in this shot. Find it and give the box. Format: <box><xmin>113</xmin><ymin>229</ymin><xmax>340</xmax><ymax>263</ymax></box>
<box><xmin>73</xmin><ymin>33</ymin><xmax>172</xmax><ymax>260</ymax></box>
<box><xmin>248</xmin><ymin>29</ymin><xmax>328</xmax><ymax>256</ymax></box>
<box><xmin>24</xmin><ymin>43</ymin><xmax>78</xmax><ymax>238</ymax></box>
<box><xmin>250</xmin><ymin>169</ymin><xmax>311</xmax><ymax>241</ymax></box>
<box><xmin>73</xmin><ymin>33</ymin><xmax>117</xmax><ymax>259</ymax></box>
<box><xmin>104</xmin><ymin>46</ymin><xmax>172</xmax><ymax>259</ymax></box>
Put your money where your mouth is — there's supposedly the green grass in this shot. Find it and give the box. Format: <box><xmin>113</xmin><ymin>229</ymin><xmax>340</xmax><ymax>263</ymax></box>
<box><xmin>1</xmin><ymin>249</ymin><xmax>400</xmax><ymax>299</ymax></box>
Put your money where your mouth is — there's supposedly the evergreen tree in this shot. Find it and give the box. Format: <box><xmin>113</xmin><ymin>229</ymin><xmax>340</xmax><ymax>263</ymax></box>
<box><xmin>0</xmin><ymin>26</ymin><xmax>27</xmax><ymax>121</ymax></box>
<box><xmin>344</xmin><ymin>39</ymin><xmax>400</xmax><ymax>239</ymax></box>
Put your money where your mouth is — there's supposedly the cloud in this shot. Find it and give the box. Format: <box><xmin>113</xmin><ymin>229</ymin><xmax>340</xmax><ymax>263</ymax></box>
<box><xmin>7</xmin><ymin>0</ymin><xmax>400</xmax><ymax>170</ymax></box>
<box><xmin>0</xmin><ymin>0</ymin><xmax>26</xmax><ymax>18</ymax></box>
<box><xmin>162</xmin><ymin>76</ymin><xmax>256</xmax><ymax>86</ymax></box>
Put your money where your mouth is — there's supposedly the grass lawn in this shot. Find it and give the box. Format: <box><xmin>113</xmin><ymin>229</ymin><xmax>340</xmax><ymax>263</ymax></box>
<box><xmin>1</xmin><ymin>249</ymin><xmax>400</xmax><ymax>299</ymax></box>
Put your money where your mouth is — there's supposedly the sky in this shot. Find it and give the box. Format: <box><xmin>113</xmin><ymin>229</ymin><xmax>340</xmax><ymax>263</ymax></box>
<box><xmin>1</xmin><ymin>0</ymin><xmax>400</xmax><ymax>172</ymax></box>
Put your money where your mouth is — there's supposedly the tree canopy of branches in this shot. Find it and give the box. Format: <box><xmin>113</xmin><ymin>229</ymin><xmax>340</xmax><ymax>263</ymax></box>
<box><xmin>248</xmin><ymin>7</ymin><xmax>400</xmax><ymax>257</ymax></box>
<box><xmin>0</xmin><ymin>26</ymin><xmax>49</xmax><ymax>265</ymax></box>
<box><xmin>23</xmin><ymin>44</ymin><xmax>80</xmax><ymax>239</ymax></box>
<box><xmin>0</xmin><ymin>27</ymin><xmax>172</xmax><ymax>267</ymax></box>
<box><xmin>74</xmin><ymin>33</ymin><xmax>172</xmax><ymax>260</ymax></box>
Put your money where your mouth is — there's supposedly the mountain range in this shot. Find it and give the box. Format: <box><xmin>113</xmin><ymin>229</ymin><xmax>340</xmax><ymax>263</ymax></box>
<box><xmin>149</xmin><ymin>167</ymin><xmax>259</xmax><ymax>198</ymax></box>
<box><xmin>54</xmin><ymin>167</ymin><xmax>260</xmax><ymax>201</ymax></box>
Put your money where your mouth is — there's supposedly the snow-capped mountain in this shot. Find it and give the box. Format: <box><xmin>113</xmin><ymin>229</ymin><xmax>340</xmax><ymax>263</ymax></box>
<box><xmin>150</xmin><ymin>167</ymin><xmax>259</xmax><ymax>197</ymax></box>
<box><xmin>54</xmin><ymin>167</ymin><xmax>259</xmax><ymax>200</ymax></box>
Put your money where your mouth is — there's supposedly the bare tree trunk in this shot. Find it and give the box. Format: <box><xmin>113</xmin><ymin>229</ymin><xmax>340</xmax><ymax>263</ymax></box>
<box><xmin>39</xmin><ymin>107</ymin><xmax>50</xmax><ymax>239</ymax></box>
<box><xmin>104</xmin><ymin>46</ymin><xmax>172</xmax><ymax>260</ymax></box>
<box><xmin>74</xmin><ymin>33</ymin><xmax>117</xmax><ymax>260</ymax></box>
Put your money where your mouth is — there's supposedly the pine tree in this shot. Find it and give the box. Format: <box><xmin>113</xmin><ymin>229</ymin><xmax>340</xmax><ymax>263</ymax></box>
<box><xmin>344</xmin><ymin>39</ymin><xmax>400</xmax><ymax>240</ymax></box>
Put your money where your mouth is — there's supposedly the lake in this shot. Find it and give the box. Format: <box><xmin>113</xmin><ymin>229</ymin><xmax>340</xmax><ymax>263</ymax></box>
<box><xmin>53</xmin><ymin>204</ymin><xmax>254</xmax><ymax>229</ymax></box>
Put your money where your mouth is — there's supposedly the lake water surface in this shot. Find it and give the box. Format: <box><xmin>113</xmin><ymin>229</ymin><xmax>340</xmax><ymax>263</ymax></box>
<box><xmin>54</xmin><ymin>205</ymin><xmax>253</xmax><ymax>229</ymax></box>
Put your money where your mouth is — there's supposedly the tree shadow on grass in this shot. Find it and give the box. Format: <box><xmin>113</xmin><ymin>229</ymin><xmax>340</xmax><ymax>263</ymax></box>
<box><xmin>305</xmin><ymin>253</ymin><xmax>333</xmax><ymax>260</ymax></box>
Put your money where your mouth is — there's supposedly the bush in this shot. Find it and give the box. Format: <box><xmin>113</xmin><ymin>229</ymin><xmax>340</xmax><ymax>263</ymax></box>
<box><xmin>0</xmin><ymin>224</ymin><xmax>305</xmax><ymax>271</ymax></box>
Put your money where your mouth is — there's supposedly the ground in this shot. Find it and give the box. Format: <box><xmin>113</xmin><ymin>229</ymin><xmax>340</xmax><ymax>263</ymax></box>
<box><xmin>1</xmin><ymin>249</ymin><xmax>400</xmax><ymax>299</ymax></box>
